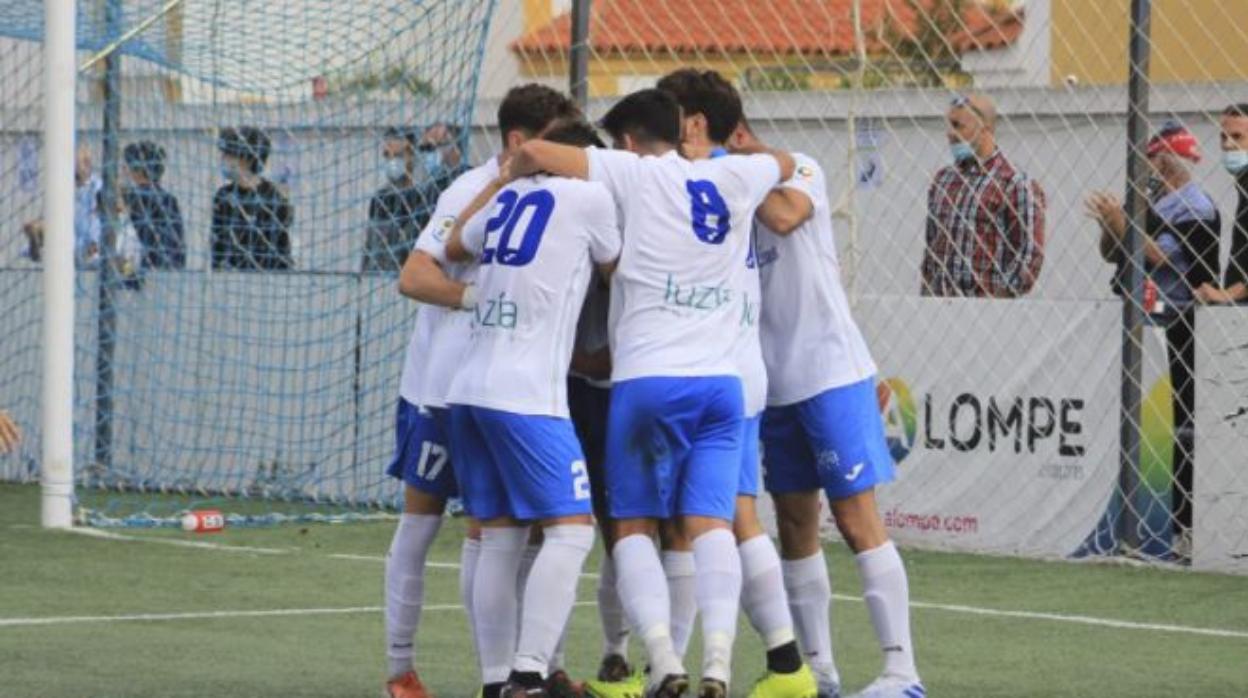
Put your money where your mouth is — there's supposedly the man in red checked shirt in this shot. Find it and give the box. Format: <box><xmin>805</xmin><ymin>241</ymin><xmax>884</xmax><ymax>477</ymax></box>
<box><xmin>921</xmin><ymin>93</ymin><xmax>1047</xmax><ymax>298</ymax></box>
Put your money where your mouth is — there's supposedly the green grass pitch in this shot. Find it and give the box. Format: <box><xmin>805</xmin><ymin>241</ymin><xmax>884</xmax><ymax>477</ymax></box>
<box><xmin>0</xmin><ymin>483</ymin><xmax>1245</xmax><ymax>697</ymax></box>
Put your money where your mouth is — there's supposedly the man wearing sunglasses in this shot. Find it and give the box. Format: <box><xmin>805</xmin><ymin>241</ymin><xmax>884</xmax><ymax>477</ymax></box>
<box><xmin>921</xmin><ymin>93</ymin><xmax>1047</xmax><ymax>298</ymax></box>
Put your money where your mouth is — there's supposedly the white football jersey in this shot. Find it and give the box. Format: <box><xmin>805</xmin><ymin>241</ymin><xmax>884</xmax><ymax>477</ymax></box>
<box><xmin>737</xmin><ymin>230</ymin><xmax>768</xmax><ymax>417</ymax></box>
<box><xmin>446</xmin><ymin>175</ymin><xmax>621</xmax><ymax>417</ymax></box>
<box><xmin>587</xmin><ymin>148</ymin><xmax>782</xmax><ymax>382</ymax></box>
<box><xmin>398</xmin><ymin>157</ymin><xmax>499</xmax><ymax>408</ymax></box>
<box><xmin>756</xmin><ymin>153</ymin><xmax>876</xmax><ymax>406</ymax></box>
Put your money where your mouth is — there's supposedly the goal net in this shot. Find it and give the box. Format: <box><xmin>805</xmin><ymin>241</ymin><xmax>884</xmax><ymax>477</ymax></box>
<box><xmin>0</xmin><ymin>0</ymin><xmax>496</xmax><ymax>524</ymax></box>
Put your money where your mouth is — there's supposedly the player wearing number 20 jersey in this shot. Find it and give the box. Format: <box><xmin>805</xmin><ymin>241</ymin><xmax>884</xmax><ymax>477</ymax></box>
<box><xmin>446</xmin><ymin>171</ymin><xmax>621</xmax><ymax>522</ymax></box>
<box><xmin>444</xmin><ymin>119</ymin><xmax>622</xmax><ymax>695</ymax></box>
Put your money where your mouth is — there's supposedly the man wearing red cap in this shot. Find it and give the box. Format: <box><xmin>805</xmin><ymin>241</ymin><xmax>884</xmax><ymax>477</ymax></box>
<box><xmin>1084</xmin><ymin>120</ymin><xmax>1222</xmax><ymax>563</ymax></box>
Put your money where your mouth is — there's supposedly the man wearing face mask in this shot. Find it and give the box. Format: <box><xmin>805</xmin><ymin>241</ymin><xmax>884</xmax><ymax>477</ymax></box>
<box><xmin>364</xmin><ymin>124</ymin><xmax>469</xmax><ymax>272</ymax></box>
<box><xmin>1196</xmin><ymin>104</ymin><xmax>1248</xmax><ymax>305</ymax></box>
<box><xmin>211</xmin><ymin>126</ymin><xmax>294</xmax><ymax>271</ymax></box>
<box><xmin>921</xmin><ymin>93</ymin><xmax>1047</xmax><ymax>297</ymax></box>
<box><xmin>1085</xmin><ymin>120</ymin><xmax>1221</xmax><ymax>564</ymax></box>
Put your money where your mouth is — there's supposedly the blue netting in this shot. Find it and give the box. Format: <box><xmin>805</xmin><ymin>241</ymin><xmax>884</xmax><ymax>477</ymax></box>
<box><xmin>0</xmin><ymin>0</ymin><xmax>497</xmax><ymax>520</ymax></box>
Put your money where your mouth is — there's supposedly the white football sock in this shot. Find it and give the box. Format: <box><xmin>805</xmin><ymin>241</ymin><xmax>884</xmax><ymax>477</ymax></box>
<box><xmin>474</xmin><ymin>527</ymin><xmax>528</xmax><ymax>684</ymax></box>
<box><xmin>739</xmin><ymin>533</ymin><xmax>796</xmax><ymax>650</ymax></box>
<box><xmin>855</xmin><ymin>541</ymin><xmax>919</xmax><ymax>682</ymax></box>
<box><xmin>782</xmin><ymin>550</ymin><xmax>840</xmax><ymax>687</ymax></box>
<box><xmin>661</xmin><ymin>549</ymin><xmax>697</xmax><ymax>659</ymax></box>
<box><xmin>513</xmin><ymin>525</ymin><xmax>595</xmax><ymax>675</ymax></box>
<box><xmin>516</xmin><ymin>543</ymin><xmax>541</xmax><ymax>630</ymax></box>
<box><xmin>693</xmin><ymin>528</ymin><xmax>742</xmax><ymax>684</ymax></box>
<box><xmin>384</xmin><ymin>513</ymin><xmax>443</xmax><ymax>678</ymax></box>
<box><xmin>597</xmin><ymin>553</ymin><xmax>631</xmax><ymax>658</ymax></box>
<box><xmin>549</xmin><ymin>623</ymin><xmax>569</xmax><ymax>675</ymax></box>
<box><xmin>459</xmin><ymin>536</ymin><xmax>481</xmax><ymax>650</ymax></box>
<box><xmin>614</xmin><ymin>534</ymin><xmax>685</xmax><ymax>682</ymax></box>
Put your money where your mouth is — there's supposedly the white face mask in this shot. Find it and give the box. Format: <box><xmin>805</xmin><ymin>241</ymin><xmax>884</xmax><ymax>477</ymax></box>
<box><xmin>1224</xmin><ymin>150</ymin><xmax>1248</xmax><ymax>175</ymax></box>
<box><xmin>383</xmin><ymin>157</ymin><xmax>408</xmax><ymax>183</ymax></box>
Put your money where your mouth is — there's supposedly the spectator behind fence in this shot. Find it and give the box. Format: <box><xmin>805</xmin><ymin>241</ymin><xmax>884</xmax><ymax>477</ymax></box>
<box><xmin>21</xmin><ymin>144</ymin><xmax>102</xmax><ymax>267</ymax></box>
<box><xmin>1196</xmin><ymin>104</ymin><xmax>1248</xmax><ymax>305</ymax></box>
<box><xmin>122</xmin><ymin>141</ymin><xmax>185</xmax><ymax>270</ymax></box>
<box><xmin>1085</xmin><ymin>120</ymin><xmax>1221</xmax><ymax>564</ymax></box>
<box><xmin>921</xmin><ymin>93</ymin><xmax>1046</xmax><ymax>297</ymax></box>
<box><xmin>211</xmin><ymin>126</ymin><xmax>293</xmax><ymax>271</ymax></box>
<box><xmin>362</xmin><ymin>124</ymin><xmax>468</xmax><ymax>272</ymax></box>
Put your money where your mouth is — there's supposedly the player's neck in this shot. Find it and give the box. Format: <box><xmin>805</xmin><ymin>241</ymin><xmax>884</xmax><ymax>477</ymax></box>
<box><xmin>681</xmin><ymin>141</ymin><xmax>719</xmax><ymax>161</ymax></box>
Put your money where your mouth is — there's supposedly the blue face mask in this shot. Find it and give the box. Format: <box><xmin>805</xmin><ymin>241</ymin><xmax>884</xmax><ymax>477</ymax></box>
<box><xmin>950</xmin><ymin>141</ymin><xmax>975</xmax><ymax>163</ymax></box>
<box><xmin>422</xmin><ymin>149</ymin><xmax>443</xmax><ymax>177</ymax></box>
<box><xmin>220</xmin><ymin>161</ymin><xmax>239</xmax><ymax>182</ymax></box>
<box><xmin>383</xmin><ymin>157</ymin><xmax>408</xmax><ymax>183</ymax></box>
<box><xmin>1223</xmin><ymin>150</ymin><xmax>1248</xmax><ymax>175</ymax></box>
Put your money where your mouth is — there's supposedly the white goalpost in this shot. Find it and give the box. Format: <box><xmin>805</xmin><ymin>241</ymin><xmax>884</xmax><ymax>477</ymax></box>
<box><xmin>40</xmin><ymin>0</ymin><xmax>76</xmax><ymax>529</ymax></box>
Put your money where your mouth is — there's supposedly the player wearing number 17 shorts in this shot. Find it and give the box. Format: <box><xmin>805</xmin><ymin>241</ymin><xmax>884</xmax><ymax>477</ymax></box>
<box><xmin>444</xmin><ymin>120</ymin><xmax>622</xmax><ymax>698</ymax></box>
<box><xmin>508</xmin><ymin>89</ymin><xmax>794</xmax><ymax>698</ymax></box>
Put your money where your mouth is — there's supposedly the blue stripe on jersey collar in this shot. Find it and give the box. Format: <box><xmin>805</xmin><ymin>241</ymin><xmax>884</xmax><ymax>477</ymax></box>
<box><xmin>710</xmin><ymin>146</ymin><xmax>728</xmax><ymax>158</ymax></box>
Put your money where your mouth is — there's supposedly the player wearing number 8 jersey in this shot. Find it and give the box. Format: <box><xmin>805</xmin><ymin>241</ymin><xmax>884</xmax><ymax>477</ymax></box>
<box><xmin>445</xmin><ymin>120</ymin><xmax>622</xmax><ymax>698</ymax></box>
<box><xmin>507</xmin><ymin>89</ymin><xmax>794</xmax><ymax>698</ymax></box>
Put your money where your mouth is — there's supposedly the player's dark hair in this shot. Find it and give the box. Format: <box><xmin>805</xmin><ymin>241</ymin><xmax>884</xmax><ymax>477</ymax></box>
<box><xmin>598</xmin><ymin>88</ymin><xmax>681</xmax><ymax>148</ymax></box>
<box><xmin>1224</xmin><ymin>103</ymin><xmax>1248</xmax><ymax>119</ymax></box>
<box><xmin>382</xmin><ymin>126</ymin><xmax>417</xmax><ymax>147</ymax></box>
<box><xmin>541</xmin><ymin>119</ymin><xmax>605</xmax><ymax>149</ymax></box>
<box><xmin>497</xmin><ymin>84</ymin><xmax>580</xmax><ymax>148</ymax></box>
<box><xmin>123</xmin><ymin>140</ymin><xmax>167</xmax><ymax>183</ymax></box>
<box><xmin>656</xmin><ymin>68</ymin><xmax>743</xmax><ymax>144</ymax></box>
<box><xmin>217</xmin><ymin>126</ymin><xmax>271</xmax><ymax>174</ymax></box>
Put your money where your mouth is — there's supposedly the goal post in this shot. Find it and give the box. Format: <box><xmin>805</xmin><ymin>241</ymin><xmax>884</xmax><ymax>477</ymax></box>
<box><xmin>40</xmin><ymin>0</ymin><xmax>76</xmax><ymax>529</ymax></box>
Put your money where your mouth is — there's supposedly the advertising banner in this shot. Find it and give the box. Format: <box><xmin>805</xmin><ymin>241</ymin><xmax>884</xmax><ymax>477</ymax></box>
<box><xmin>852</xmin><ymin>297</ymin><xmax>1122</xmax><ymax>557</ymax></box>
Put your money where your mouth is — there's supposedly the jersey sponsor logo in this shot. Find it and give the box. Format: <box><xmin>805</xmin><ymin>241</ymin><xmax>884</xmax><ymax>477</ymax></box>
<box><xmin>663</xmin><ymin>273</ymin><xmax>732</xmax><ymax>312</ymax></box>
<box><xmin>740</xmin><ymin>292</ymin><xmax>759</xmax><ymax>328</ymax></box>
<box><xmin>471</xmin><ymin>291</ymin><xmax>518</xmax><ymax>330</ymax></box>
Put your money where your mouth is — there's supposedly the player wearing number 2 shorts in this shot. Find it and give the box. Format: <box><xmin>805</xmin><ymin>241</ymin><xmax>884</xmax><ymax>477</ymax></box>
<box><xmin>507</xmin><ymin>88</ymin><xmax>793</xmax><ymax>698</ymax></box>
<box><xmin>444</xmin><ymin>119</ymin><xmax>622</xmax><ymax>698</ymax></box>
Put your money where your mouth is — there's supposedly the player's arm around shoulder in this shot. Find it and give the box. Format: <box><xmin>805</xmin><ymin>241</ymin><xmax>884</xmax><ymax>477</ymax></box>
<box><xmin>510</xmin><ymin>140</ymin><xmax>589</xmax><ymax>181</ymax></box>
<box><xmin>445</xmin><ymin>177</ymin><xmax>507</xmax><ymax>263</ymax></box>
<box><xmin>757</xmin><ymin>156</ymin><xmax>820</xmax><ymax>235</ymax></box>
<box><xmin>581</xmin><ymin>181</ymin><xmax>623</xmax><ymax>278</ymax></box>
<box><xmin>398</xmin><ymin>250</ymin><xmax>471</xmax><ymax>310</ymax></box>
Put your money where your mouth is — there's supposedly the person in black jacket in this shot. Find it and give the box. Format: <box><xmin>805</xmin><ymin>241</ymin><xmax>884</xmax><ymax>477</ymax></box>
<box><xmin>1197</xmin><ymin>104</ymin><xmax>1248</xmax><ymax>305</ymax></box>
<box><xmin>1086</xmin><ymin>120</ymin><xmax>1220</xmax><ymax>562</ymax></box>
<box><xmin>123</xmin><ymin>141</ymin><xmax>185</xmax><ymax>270</ymax></box>
<box><xmin>211</xmin><ymin>126</ymin><xmax>293</xmax><ymax>270</ymax></box>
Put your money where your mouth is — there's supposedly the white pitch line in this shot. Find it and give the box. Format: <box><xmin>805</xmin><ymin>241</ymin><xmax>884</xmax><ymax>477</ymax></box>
<box><xmin>829</xmin><ymin>593</ymin><xmax>1248</xmax><ymax>640</ymax></box>
<box><xmin>327</xmin><ymin>554</ymin><xmax>601</xmax><ymax>579</ymax></box>
<box><xmin>57</xmin><ymin>530</ymin><xmax>1245</xmax><ymax>640</ymax></box>
<box><xmin>0</xmin><ymin>602</ymin><xmax>595</xmax><ymax>629</ymax></box>
<box><xmin>66</xmin><ymin>527</ymin><xmax>293</xmax><ymax>555</ymax></box>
